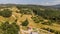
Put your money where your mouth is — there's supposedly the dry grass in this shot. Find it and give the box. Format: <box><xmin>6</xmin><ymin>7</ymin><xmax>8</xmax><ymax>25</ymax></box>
<box><xmin>0</xmin><ymin>7</ymin><xmax>60</xmax><ymax>34</ymax></box>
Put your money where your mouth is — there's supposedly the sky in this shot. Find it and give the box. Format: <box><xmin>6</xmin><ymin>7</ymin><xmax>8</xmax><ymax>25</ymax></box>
<box><xmin>0</xmin><ymin>0</ymin><xmax>60</xmax><ymax>6</ymax></box>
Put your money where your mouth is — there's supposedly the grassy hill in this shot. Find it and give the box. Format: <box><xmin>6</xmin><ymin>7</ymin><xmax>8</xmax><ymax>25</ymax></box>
<box><xmin>0</xmin><ymin>4</ymin><xmax>60</xmax><ymax>34</ymax></box>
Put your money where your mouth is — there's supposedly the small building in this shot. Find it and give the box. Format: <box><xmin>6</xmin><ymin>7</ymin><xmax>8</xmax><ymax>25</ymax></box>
<box><xmin>32</xmin><ymin>32</ymin><xmax>39</xmax><ymax>34</ymax></box>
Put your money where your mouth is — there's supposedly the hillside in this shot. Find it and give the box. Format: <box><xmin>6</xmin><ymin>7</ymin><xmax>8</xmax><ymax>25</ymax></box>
<box><xmin>0</xmin><ymin>4</ymin><xmax>60</xmax><ymax>34</ymax></box>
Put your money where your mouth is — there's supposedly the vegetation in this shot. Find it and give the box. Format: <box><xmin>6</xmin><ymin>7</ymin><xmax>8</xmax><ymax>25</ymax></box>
<box><xmin>31</xmin><ymin>16</ymin><xmax>41</xmax><ymax>23</ymax></box>
<box><xmin>0</xmin><ymin>5</ymin><xmax>60</xmax><ymax>34</ymax></box>
<box><xmin>41</xmin><ymin>28</ymin><xmax>60</xmax><ymax>34</ymax></box>
<box><xmin>41</xmin><ymin>20</ymin><xmax>52</xmax><ymax>25</ymax></box>
<box><xmin>33</xmin><ymin>9</ymin><xmax>60</xmax><ymax>23</ymax></box>
<box><xmin>0</xmin><ymin>21</ymin><xmax>19</xmax><ymax>34</ymax></box>
<box><xmin>21</xmin><ymin>19</ymin><xmax>29</xmax><ymax>26</ymax></box>
<box><xmin>32</xmin><ymin>16</ymin><xmax>52</xmax><ymax>25</ymax></box>
<box><xmin>0</xmin><ymin>9</ymin><xmax>12</xmax><ymax>18</ymax></box>
<box><xmin>19</xmin><ymin>9</ymin><xmax>32</xmax><ymax>15</ymax></box>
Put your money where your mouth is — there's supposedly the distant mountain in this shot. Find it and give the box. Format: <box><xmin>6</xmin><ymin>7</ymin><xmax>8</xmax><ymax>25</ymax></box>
<box><xmin>52</xmin><ymin>4</ymin><xmax>60</xmax><ymax>7</ymax></box>
<box><xmin>0</xmin><ymin>4</ymin><xmax>49</xmax><ymax>9</ymax></box>
<box><xmin>0</xmin><ymin>4</ymin><xmax>60</xmax><ymax>9</ymax></box>
<box><xmin>49</xmin><ymin>4</ymin><xmax>60</xmax><ymax>9</ymax></box>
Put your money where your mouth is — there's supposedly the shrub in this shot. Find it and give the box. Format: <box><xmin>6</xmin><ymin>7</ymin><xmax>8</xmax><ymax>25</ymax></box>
<box><xmin>0</xmin><ymin>9</ymin><xmax>12</xmax><ymax>18</ymax></box>
<box><xmin>20</xmin><ymin>9</ymin><xmax>32</xmax><ymax>15</ymax></box>
<box><xmin>22</xmin><ymin>19</ymin><xmax>29</xmax><ymax>26</ymax></box>
<box><xmin>41</xmin><ymin>20</ymin><xmax>52</xmax><ymax>25</ymax></box>
<box><xmin>0</xmin><ymin>21</ymin><xmax>19</xmax><ymax>34</ymax></box>
<box><xmin>31</xmin><ymin>17</ymin><xmax>40</xmax><ymax>23</ymax></box>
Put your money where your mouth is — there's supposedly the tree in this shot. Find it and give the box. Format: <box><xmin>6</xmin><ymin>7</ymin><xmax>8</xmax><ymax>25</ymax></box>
<box><xmin>0</xmin><ymin>9</ymin><xmax>12</xmax><ymax>18</ymax></box>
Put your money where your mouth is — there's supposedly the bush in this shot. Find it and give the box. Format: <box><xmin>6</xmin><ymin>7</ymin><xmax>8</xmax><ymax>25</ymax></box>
<box><xmin>55</xmin><ymin>31</ymin><xmax>59</xmax><ymax>34</ymax></box>
<box><xmin>22</xmin><ymin>19</ymin><xmax>29</xmax><ymax>26</ymax></box>
<box><xmin>0</xmin><ymin>9</ymin><xmax>12</xmax><ymax>18</ymax></box>
<box><xmin>42</xmin><ymin>28</ymin><xmax>60</xmax><ymax>34</ymax></box>
<box><xmin>0</xmin><ymin>21</ymin><xmax>19</xmax><ymax>34</ymax></box>
<box><xmin>42</xmin><ymin>28</ymin><xmax>55</xmax><ymax>33</ymax></box>
<box><xmin>41</xmin><ymin>20</ymin><xmax>52</xmax><ymax>25</ymax></box>
<box><xmin>31</xmin><ymin>17</ymin><xmax>40</xmax><ymax>23</ymax></box>
<box><xmin>20</xmin><ymin>9</ymin><xmax>32</xmax><ymax>15</ymax></box>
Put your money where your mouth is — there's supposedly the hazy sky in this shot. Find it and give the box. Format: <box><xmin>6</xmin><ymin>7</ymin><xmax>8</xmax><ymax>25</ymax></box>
<box><xmin>0</xmin><ymin>0</ymin><xmax>60</xmax><ymax>5</ymax></box>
